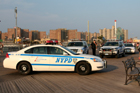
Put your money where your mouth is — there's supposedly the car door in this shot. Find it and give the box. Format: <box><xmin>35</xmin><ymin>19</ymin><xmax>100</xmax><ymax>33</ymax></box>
<box><xmin>48</xmin><ymin>46</ymin><xmax>75</xmax><ymax>71</ymax></box>
<box><xmin>25</xmin><ymin>47</ymin><xmax>50</xmax><ymax>71</ymax></box>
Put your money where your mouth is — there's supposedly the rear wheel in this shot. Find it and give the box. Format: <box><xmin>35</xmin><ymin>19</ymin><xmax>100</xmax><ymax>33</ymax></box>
<box><xmin>17</xmin><ymin>62</ymin><xmax>32</xmax><ymax>75</ymax></box>
<box><xmin>76</xmin><ymin>62</ymin><xmax>91</xmax><ymax>75</ymax></box>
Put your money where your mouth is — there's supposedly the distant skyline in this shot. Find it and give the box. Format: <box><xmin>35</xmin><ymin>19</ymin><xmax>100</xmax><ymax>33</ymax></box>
<box><xmin>0</xmin><ymin>0</ymin><xmax>140</xmax><ymax>39</ymax></box>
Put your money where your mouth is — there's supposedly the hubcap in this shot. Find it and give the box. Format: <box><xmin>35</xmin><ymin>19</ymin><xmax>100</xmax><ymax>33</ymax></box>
<box><xmin>80</xmin><ymin>65</ymin><xmax>86</xmax><ymax>71</ymax></box>
<box><xmin>21</xmin><ymin>65</ymin><xmax>27</xmax><ymax>71</ymax></box>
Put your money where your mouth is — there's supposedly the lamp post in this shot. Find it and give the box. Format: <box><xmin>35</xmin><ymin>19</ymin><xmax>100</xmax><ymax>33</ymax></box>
<box><xmin>15</xmin><ymin>7</ymin><xmax>17</xmax><ymax>43</ymax></box>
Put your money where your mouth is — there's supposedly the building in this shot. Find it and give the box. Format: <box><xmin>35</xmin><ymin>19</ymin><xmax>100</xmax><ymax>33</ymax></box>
<box><xmin>50</xmin><ymin>28</ymin><xmax>99</xmax><ymax>43</ymax></box>
<box><xmin>99</xmin><ymin>26</ymin><xmax>128</xmax><ymax>41</ymax></box>
<box><xmin>0</xmin><ymin>27</ymin><xmax>46</xmax><ymax>41</ymax></box>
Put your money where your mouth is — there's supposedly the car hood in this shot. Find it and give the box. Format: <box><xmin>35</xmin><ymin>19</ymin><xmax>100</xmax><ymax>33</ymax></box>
<box><xmin>101</xmin><ymin>46</ymin><xmax>119</xmax><ymax>49</ymax></box>
<box><xmin>66</xmin><ymin>46</ymin><xmax>83</xmax><ymax>50</ymax></box>
<box><xmin>125</xmin><ymin>47</ymin><xmax>135</xmax><ymax>49</ymax></box>
<box><xmin>73</xmin><ymin>54</ymin><xmax>102</xmax><ymax>60</ymax></box>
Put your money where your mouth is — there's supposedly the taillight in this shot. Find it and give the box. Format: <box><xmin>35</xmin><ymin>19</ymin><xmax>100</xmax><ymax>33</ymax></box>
<box><xmin>6</xmin><ymin>53</ymin><xmax>9</xmax><ymax>58</ymax></box>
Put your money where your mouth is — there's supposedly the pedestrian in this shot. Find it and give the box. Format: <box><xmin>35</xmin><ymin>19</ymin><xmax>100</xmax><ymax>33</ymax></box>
<box><xmin>91</xmin><ymin>40</ymin><xmax>97</xmax><ymax>55</ymax></box>
<box><xmin>0</xmin><ymin>42</ymin><xmax>3</xmax><ymax>54</ymax></box>
<box><xmin>59</xmin><ymin>41</ymin><xmax>62</xmax><ymax>46</ymax></box>
<box><xmin>136</xmin><ymin>43</ymin><xmax>139</xmax><ymax>49</ymax></box>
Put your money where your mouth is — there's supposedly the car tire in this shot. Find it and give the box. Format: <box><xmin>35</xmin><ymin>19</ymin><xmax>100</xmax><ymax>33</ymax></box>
<box><xmin>115</xmin><ymin>52</ymin><xmax>119</xmax><ymax>58</ymax></box>
<box><xmin>17</xmin><ymin>62</ymin><xmax>32</xmax><ymax>75</ymax></box>
<box><xmin>76</xmin><ymin>62</ymin><xmax>91</xmax><ymax>75</ymax></box>
<box><xmin>122</xmin><ymin>51</ymin><xmax>125</xmax><ymax>57</ymax></box>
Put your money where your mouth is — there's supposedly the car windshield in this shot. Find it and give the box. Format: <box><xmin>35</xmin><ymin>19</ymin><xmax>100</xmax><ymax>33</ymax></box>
<box><xmin>67</xmin><ymin>42</ymin><xmax>83</xmax><ymax>46</ymax></box>
<box><xmin>104</xmin><ymin>42</ymin><xmax>118</xmax><ymax>46</ymax></box>
<box><xmin>124</xmin><ymin>43</ymin><xmax>133</xmax><ymax>47</ymax></box>
<box><xmin>61</xmin><ymin>46</ymin><xmax>79</xmax><ymax>55</ymax></box>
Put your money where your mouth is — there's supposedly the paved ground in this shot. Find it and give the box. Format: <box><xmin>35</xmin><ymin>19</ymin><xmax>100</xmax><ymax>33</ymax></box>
<box><xmin>0</xmin><ymin>49</ymin><xmax>140</xmax><ymax>93</ymax></box>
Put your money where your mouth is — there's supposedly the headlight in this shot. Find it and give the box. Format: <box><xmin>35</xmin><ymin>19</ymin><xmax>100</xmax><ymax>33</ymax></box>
<box><xmin>78</xmin><ymin>49</ymin><xmax>83</xmax><ymax>52</ymax></box>
<box><xmin>93</xmin><ymin>58</ymin><xmax>102</xmax><ymax>62</ymax></box>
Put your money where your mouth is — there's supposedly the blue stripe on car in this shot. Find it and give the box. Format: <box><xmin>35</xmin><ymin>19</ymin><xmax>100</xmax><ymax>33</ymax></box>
<box><xmin>20</xmin><ymin>54</ymin><xmax>85</xmax><ymax>59</ymax></box>
<box><xmin>31</xmin><ymin>64</ymin><xmax>75</xmax><ymax>66</ymax></box>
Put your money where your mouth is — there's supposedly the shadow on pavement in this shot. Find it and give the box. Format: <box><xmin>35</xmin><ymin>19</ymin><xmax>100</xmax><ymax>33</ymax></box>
<box><xmin>91</xmin><ymin>65</ymin><xmax>118</xmax><ymax>74</ymax></box>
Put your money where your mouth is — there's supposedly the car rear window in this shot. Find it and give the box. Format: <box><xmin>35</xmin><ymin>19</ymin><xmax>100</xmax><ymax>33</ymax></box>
<box><xmin>67</xmin><ymin>42</ymin><xmax>83</xmax><ymax>46</ymax></box>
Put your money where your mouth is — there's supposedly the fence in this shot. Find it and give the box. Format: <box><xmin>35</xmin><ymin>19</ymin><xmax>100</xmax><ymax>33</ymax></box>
<box><xmin>3</xmin><ymin>44</ymin><xmax>21</xmax><ymax>53</ymax></box>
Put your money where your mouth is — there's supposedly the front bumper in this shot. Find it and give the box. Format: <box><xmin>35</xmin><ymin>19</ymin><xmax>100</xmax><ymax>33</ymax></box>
<box><xmin>91</xmin><ymin>60</ymin><xmax>107</xmax><ymax>71</ymax></box>
<box><xmin>99</xmin><ymin>51</ymin><xmax>117</xmax><ymax>56</ymax></box>
<box><xmin>125</xmin><ymin>49</ymin><xmax>135</xmax><ymax>53</ymax></box>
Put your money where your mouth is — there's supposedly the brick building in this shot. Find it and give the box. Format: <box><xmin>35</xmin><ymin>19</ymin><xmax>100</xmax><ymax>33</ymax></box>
<box><xmin>49</xmin><ymin>28</ymin><xmax>99</xmax><ymax>42</ymax></box>
<box><xmin>2</xmin><ymin>32</ymin><xmax>8</xmax><ymax>40</ymax></box>
<box><xmin>0</xmin><ymin>27</ymin><xmax>47</xmax><ymax>41</ymax></box>
<box><xmin>40</xmin><ymin>31</ymin><xmax>46</xmax><ymax>39</ymax></box>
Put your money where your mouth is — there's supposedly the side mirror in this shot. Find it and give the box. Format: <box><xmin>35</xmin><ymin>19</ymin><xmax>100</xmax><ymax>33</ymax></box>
<box><xmin>63</xmin><ymin>52</ymin><xmax>68</xmax><ymax>56</ymax></box>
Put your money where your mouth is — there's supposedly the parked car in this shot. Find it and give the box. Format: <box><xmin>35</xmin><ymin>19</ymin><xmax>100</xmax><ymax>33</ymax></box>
<box><xmin>124</xmin><ymin>43</ymin><xmax>136</xmax><ymax>53</ymax></box>
<box><xmin>3</xmin><ymin>45</ymin><xmax>107</xmax><ymax>75</ymax></box>
<box><xmin>99</xmin><ymin>40</ymin><xmax>125</xmax><ymax>58</ymax></box>
<box><xmin>67</xmin><ymin>41</ymin><xmax>89</xmax><ymax>54</ymax></box>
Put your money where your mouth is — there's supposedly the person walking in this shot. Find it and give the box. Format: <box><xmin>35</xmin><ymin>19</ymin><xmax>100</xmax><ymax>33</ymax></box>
<box><xmin>0</xmin><ymin>42</ymin><xmax>3</xmax><ymax>54</ymax></box>
<box><xmin>91</xmin><ymin>40</ymin><xmax>97</xmax><ymax>55</ymax></box>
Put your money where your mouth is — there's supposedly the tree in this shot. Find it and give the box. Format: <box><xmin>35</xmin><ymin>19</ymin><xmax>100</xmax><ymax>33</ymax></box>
<box><xmin>98</xmin><ymin>35</ymin><xmax>106</xmax><ymax>44</ymax></box>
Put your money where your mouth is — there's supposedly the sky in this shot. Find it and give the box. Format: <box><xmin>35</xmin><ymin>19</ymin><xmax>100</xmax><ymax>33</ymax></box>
<box><xmin>0</xmin><ymin>0</ymin><xmax>140</xmax><ymax>39</ymax></box>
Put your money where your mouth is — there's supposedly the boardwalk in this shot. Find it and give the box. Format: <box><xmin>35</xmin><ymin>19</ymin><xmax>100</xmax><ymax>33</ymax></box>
<box><xmin>0</xmin><ymin>51</ymin><xmax>140</xmax><ymax>93</ymax></box>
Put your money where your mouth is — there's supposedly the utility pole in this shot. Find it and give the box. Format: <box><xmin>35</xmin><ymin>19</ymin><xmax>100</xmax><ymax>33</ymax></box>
<box><xmin>15</xmin><ymin>7</ymin><xmax>17</xmax><ymax>43</ymax></box>
<box><xmin>114</xmin><ymin>20</ymin><xmax>117</xmax><ymax>40</ymax></box>
<box><xmin>88</xmin><ymin>20</ymin><xmax>89</xmax><ymax>44</ymax></box>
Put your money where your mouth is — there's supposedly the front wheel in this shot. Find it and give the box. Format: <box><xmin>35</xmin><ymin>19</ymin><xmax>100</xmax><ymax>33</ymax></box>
<box><xmin>76</xmin><ymin>62</ymin><xmax>91</xmax><ymax>75</ymax></box>
<box><xmin>17</xmin><ymin>62</ymin><xmax>32</xmax><ymax>75</ymax></box>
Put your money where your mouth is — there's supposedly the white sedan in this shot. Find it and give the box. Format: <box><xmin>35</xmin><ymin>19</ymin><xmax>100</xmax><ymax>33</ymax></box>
<box><xmin>3</xmin><ymin>45</ymin><xmax>107</xmax><ymax>75</ymax></box>
<box><xmin>124</xmin><ymin>43</ymin><xmax>136</xmax><ymax>53</ymax></box>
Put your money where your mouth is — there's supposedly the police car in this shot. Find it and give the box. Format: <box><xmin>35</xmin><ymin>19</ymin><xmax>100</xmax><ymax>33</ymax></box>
<box><xmin>3</xmin><ymin>45</ymin><xmax>107</xmax><ymax>75</ymax></box>
<box><xmin>67</xmin><ymin>41</ymin><xmax>89</xmax><ymax>54</ymax></box>
<box><xmin>124</xmin><ymin>43</ymin><xmax>136</xmax><ymax>53</ymax></box>
<box><xmin>99</xmin><ymin>40</ymin><xmax>125</xmax><ymax>58</ymax></box>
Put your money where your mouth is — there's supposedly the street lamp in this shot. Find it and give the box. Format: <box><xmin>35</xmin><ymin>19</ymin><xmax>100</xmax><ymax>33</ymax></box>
<box><xmin>15</xmin><ymin>7</ymin><xmax>17</xmax><ymax>43</ymax></box>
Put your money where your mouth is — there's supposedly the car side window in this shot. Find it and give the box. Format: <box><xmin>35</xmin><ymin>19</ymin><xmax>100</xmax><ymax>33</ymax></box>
<box><xmin>25</xmin><ymin>48</ymin><xmax>33</xmax><ymax>53</ymax></box>
<box><xmin>33</xmin><ymin>47</ymin><xmax>47</xmax><ymax>54</ymax></box>
<box><xmin>25</xmin><ymin>47</ymin><xmax>48</xmax><ymax>54</ymax></box>
<box><xmin>49</xmin><ymin>47</ymin><xmax>65</xmax><ymax>55</ymax></box>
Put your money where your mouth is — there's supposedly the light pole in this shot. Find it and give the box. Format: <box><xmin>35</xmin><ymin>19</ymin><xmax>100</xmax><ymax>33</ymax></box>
<box><xmin>15</xmin><ymin>7</ymin><xmax>17</xmax><ymax>43</ymax></box>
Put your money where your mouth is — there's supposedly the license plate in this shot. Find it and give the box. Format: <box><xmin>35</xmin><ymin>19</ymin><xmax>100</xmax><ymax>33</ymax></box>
<box><xmin>105</xmin><ymin>53</ymin><xmax>108</xmax><ymax>55</ymax></box>
<box><xmin>127</xmin><ymin>50</ymin><xmax>130</xmax><ymax>52</ymax></box>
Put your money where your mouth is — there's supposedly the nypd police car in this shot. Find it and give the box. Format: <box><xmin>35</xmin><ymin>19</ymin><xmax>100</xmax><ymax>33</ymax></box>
<box><xmin>3</xmin><ymin>45</ymin><xmax>107</xmax><ymax>75</ymax></box>
<box><xmin>124</xmin><ymin>43</ymin><xmax>136</xmax><ymax>53</ymax></box>
<box><xmin>99</xmin><ymin>40</ymin><xmax>125</xmax><ymax>58</ymax></box>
